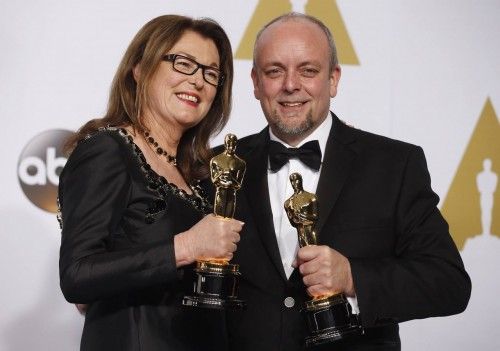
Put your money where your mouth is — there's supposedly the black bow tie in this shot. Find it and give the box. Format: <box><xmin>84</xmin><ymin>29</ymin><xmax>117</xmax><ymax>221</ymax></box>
<box><xmin>268</xmin><ymin>140</ymin><xmax>322</xmax><ymax>172</ymax></box>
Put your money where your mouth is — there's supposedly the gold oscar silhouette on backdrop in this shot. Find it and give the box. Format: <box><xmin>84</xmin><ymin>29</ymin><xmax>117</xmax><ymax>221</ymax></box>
<box><xmin>285</xmin><ymin>173</ymin><xmax>362</xmax><ymax>346</ymax></box>
<box><xmin>235</xmin><ymin>0</ymin><xmax>359</xmax><ymax>65</ymax></box>
<box><xmin>442</xmin><ymin>98</ymin><xmax>500</xmax><ymax>248</ymax></box>
<box><xmin>183</xmin><ymin>134</ymin><xmax>246</xmax><ymax>309</ymax></box>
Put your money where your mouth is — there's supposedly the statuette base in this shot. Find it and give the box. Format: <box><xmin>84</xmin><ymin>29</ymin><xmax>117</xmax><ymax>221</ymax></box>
<box><xmin>182</xmin><ymin>261</ymin><xmax>245</xmax><ymax>310</ymax></box>
<box><xmin>303</xmin><ymin>294</ymin><xmax>363</xmax><ymax>347</ymax></box>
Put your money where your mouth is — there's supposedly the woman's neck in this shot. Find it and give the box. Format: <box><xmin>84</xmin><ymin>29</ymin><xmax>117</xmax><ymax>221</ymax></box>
<box><xmin>143</xmin><ymin>114</ymin><xmax>182</xmax><ymax>156</ymax></box>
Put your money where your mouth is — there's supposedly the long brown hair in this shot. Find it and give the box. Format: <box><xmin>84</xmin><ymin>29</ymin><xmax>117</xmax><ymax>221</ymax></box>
<box><xmin>65</xmin><ymin>15</ymin><xmax>233</xmax><ymax>182</ymax></box>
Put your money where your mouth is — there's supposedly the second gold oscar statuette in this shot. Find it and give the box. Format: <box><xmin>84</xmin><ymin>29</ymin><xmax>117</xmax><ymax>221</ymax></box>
<box><xmin>285</xmin><ymin>172</ymin><xmax>363</xmax><ymax>346</ymax></box>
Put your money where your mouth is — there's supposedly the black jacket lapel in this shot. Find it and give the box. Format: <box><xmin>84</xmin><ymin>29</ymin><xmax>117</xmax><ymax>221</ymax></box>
<box><xmin>240</xmin><ymin>128</ymin><xmax>288</xmax><ymax>281</ymax></box>
<box><xmin>315</xmin><ymin>113</ymin><xmax>358</xmax><ymax>238</ymax></box>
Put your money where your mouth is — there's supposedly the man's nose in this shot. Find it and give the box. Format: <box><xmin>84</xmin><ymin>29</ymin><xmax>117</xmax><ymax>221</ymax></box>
<box><xmin>283</xmin><ymin>71</ymin><xmax>301</xmax><ymax>92</ymax></box>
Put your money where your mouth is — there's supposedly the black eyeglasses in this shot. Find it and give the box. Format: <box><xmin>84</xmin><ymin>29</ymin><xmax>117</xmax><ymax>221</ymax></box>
<box><xmin>163</xmin><ymin>54</ymin><xmax>224</xmax><ymax>87</ymax></box>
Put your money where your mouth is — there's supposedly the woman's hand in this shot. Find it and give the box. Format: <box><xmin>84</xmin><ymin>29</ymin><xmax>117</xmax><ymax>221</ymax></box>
<box><xmin>174</xmin><ymin>214</ymin><xmax>244</xmax><ymax>266</ymax></box>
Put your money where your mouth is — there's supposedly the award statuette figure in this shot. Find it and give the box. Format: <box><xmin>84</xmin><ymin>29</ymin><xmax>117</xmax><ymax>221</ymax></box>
<box><xmin>183</xmin><ymin>134</ymin><xmax>246</xmax><ymax>309</ymax></box>
<box><xmin>285</xmin><ymin>173</ymin><xmax>363</xmax><ymax>346</ymax></box>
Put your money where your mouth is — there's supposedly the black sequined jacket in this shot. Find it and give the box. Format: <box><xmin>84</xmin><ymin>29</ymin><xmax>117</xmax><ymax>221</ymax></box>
<box><xmin>58</xmin><ymin>128</ymin><xmax>226</xmax><ymax>351</ymax></box>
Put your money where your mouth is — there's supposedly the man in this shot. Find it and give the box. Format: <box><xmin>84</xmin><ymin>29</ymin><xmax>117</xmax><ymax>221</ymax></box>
<box><xmin>224</xmin><ymin>13</ymin><xmax>471</xmax><ymax>351</ymax></box>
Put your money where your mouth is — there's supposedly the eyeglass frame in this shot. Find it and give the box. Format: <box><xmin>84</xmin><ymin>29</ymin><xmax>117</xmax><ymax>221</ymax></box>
<box><xmin>162</xmin><ymin>54</ymin><xmax>224</xmax><ymax>87</ymax></box>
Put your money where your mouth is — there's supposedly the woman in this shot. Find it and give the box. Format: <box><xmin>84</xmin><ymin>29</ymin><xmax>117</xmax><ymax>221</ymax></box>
<box><xmin>58</xmin><ymin>15</ymin><xmax>241</xmax><ymax>350</ymax></box>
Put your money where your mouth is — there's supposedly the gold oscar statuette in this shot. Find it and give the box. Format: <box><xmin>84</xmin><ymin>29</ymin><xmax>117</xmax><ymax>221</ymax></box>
<box><xmin>285</xmin><ymin>173</ymin><xmax>363</xmax><ymax>346</ymax></box>
<box><xmin>182</xmin><ymin>134</ymin><xmax>246</xmax><ymax>309</ymax></box>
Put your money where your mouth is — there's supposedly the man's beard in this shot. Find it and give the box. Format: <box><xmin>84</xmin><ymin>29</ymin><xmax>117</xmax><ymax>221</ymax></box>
<box><xmin>270</xmin><ymin>109</ymin><xmax>314</xmax><ymax>138</ymax></box>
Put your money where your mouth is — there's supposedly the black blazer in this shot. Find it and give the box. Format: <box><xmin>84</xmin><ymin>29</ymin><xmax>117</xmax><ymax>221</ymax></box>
<box><xmin>223</xmin><ymin>114</ymin><xmax>470</xmax><ymax>351</ymax></box>
<box><xmin>59</xmin><ymin>129</ymin><xmax>226</xmax><ymax>351</ymax></box>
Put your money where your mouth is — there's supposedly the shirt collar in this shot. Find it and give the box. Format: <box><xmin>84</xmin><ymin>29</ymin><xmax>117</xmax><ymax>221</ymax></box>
<box><xmin>268</xmin><ymin>112</ymin><xmax>332</xmax><ymax>162</ymax></box>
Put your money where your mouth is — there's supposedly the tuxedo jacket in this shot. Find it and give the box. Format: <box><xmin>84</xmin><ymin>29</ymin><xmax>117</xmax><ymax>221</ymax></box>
<box><xmin>223</xmin><ymin>114</ymin><xmax>470</xmax><ymax>351</ymax></box>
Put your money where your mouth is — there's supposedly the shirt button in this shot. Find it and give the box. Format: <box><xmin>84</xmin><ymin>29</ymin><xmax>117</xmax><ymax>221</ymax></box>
<box><xmin>284</xmin><ymin>297</ymin><xmax>295</xmax><ymax>308</ymax></box>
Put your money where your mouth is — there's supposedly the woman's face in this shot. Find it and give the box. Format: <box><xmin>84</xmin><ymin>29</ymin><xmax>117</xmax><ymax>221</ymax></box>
<box><xmin>144</xmin><ymin>30</ymin><xmax>220</xmax><ymax>131</ymax></box>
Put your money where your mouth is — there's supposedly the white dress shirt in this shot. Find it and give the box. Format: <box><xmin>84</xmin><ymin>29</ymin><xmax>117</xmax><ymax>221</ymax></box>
<box><xmin>267</xmin><ymin>114</ymin><xmax>359</xmax><ymax>314</ymax></box>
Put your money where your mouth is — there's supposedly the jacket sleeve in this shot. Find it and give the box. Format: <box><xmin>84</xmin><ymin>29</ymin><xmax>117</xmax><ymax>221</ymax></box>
<box><xmin>350</xmin><ymin>146</ymin><xmax>471</xmax><ymax>327</ymax></box>
<box><xmin>58</xmin><ymin>134</ymin><xmax>178</xmax><ymax>303</ymax></box>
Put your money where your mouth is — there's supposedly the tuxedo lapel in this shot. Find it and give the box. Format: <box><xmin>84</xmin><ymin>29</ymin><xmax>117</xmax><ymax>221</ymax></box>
<box><xmin>241</xmin><ymin>128</ymin><xmax>288</xmax><ymax>281</ymax></box>
<box><xmin>315</xmin><ymin>114</ymin><xmax>358</xmax><ymax>238</ymax></box>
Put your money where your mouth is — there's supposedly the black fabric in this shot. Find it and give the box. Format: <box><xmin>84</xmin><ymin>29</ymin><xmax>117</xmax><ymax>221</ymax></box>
<box><xmin>58</xmin><ymin>129</ymin><xmax>226</xmax><ymax>351</ymax></box>
<box><xmin>215</xmin><ymin>113</ymin><xmax>470</xmax><ymax>351</ymax></box>
<box><xmin>268</xmin><ymin>139</ymin><xmax>322</xmax><ymax>172</ymax></box>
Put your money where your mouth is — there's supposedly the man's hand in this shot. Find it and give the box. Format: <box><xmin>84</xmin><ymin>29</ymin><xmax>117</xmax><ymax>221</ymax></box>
<box><xmin>296</xmin><ymin>245</ymin><xmax>355</xmax><ymax>298</ymax></box>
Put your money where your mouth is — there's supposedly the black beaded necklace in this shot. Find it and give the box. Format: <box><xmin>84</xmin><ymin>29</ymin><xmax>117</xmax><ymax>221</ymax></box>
<box><xmin>144</xmin><ymin>131</ymin><xmax>177</xmax><ymax>166</ymax></box>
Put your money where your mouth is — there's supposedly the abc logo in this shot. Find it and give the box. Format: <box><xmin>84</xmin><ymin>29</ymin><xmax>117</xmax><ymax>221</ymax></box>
<box><xmin>18</xmin><ymin>129</ymin><xmax>73</xmax><ymax>213</ymax></box>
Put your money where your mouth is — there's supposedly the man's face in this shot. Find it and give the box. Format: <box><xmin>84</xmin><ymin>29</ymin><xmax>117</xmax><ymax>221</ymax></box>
<box><xmin>252</xmin><ymin>19</ymin><xmax>341</xmax><ymax>145</ymax></box>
